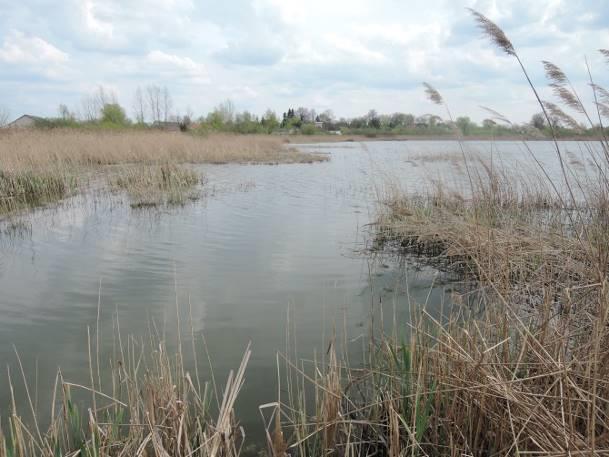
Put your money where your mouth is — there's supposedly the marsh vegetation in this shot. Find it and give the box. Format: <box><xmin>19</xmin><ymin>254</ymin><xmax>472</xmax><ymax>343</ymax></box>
<box><xmin>2</xmin><ymin>8</ymin><xmax>609</xmax><ymax>457</ymax></box>
<box><xmin>0</xmin><ymin>130</ymin><xmax>326</xmax><ymax>214</ymax></box>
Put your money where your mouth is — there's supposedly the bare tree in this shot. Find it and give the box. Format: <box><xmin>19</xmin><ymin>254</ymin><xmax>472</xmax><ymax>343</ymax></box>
<box><xmin>162</xmin><ymin>86</ymin><xmax>173</xmax><ymax>122</ymax></box>
<box><xmin>80</xmin><ymin>86</ymin><xmax>117</xmax><ymax>121</ymax></box>
<box><xmin>58</xmin><ymin>104</ymin><xmax>75</xmax><ymax>121</ymax></box>
<box><xmin>81</xmin><ymin>95</ymin><xmax>98</xmax><ymax>121</ymax></box>
<box><xmin>216</xmin><ymin>99</ymin><xmax>235</xmax><ymax>123</ymax></box>
<box><xmin>133</xmin><ymin>86</ymin><xmax>146</xmax><ymax>124</ymax></box>
<box><xmin>0</xmin><ymin>106</ymin><xmax>10</xmax><ymax>127</ymax></box>
<box><xmin>146</xmin><ymin>85</ymin><xmax>162</xmax><ymax>123</ymax></box>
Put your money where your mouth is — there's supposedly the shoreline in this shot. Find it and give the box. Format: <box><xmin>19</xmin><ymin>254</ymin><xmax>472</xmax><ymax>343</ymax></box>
<box><xmin>286</xmin><ymin>133</ymin><xmax>605</xmax><ymax>143</ymax></box>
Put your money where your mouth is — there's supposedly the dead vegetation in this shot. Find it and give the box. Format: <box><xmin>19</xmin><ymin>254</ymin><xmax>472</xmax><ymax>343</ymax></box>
<box><xmin>0</xmin><ymin>130</ymin><xmax>326</xmax><ymax>215</ymax></box>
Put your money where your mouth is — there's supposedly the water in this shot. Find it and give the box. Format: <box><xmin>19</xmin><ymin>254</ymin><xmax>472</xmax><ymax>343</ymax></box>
<box><xmin>0</xmin><ymin>139</ymin><xmax>600</xmax><ymax>440</ymax></box>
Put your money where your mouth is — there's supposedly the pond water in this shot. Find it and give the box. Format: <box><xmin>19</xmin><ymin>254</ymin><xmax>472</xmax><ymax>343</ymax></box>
<box><xmin>0</xmin><ymin>139</ymin><xmax>599</xmax><ymax>442</ymax></box>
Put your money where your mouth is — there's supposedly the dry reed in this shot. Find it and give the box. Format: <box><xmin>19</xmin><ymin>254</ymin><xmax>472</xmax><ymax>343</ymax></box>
<box><xmin>0</xmin><ymin>130</ymin><xmax>326</xmax><ymax>215</ymax></box>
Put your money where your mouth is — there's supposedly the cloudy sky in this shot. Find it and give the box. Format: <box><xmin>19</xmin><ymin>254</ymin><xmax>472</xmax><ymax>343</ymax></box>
<box><xmin>0</xmin><ymin>0</ymin><xmax>608</xmax><ymax>123</ymax></box>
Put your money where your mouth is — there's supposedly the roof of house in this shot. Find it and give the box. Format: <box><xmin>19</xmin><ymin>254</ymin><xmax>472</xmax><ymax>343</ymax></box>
<box><xmin>8</xmin><ymin>114</ymin><xmax>46</xmax><ymax>125</ymax></box>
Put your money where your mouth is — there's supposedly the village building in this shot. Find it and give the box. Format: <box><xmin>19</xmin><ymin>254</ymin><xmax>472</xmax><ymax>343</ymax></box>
<box><xmin>7</xmin><ymin>114</ymin><xmax>45</xmax><ymax>128</ymax></box>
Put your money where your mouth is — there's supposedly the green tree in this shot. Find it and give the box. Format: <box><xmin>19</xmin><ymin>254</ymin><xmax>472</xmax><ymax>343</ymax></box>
<box><xmin>262</xmin><ymin>109</ymin><xmax>279</xmax><ymax>132</ymax></box>
<box><xmin>101</xmin><ymin>103</ymin><xmax>128</xmax><ymax>125</ymax></box>
<box><xmin>456</xmin><ymin>116</ymin><xmax>474</xmax><ymax>135</ymax></box>
<box><xmin>531</xmin><ymin>112</ymin><xmax>546</xmax><ymax>130</ymax></box>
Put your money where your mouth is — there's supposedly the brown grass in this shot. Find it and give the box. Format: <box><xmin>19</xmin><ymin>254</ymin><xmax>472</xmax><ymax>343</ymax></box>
<box><xmin>0</xmin><ymin>130</ymin><xmax>326</xmax><ymax>215</ymax></box>
<box><xmin>111</xmin><ymin>163</ymin><xmax>204</xmax><ymax>207</ymax></box>
<box><xmin>266</xmin><ymin>11</ymin><xmax>609</xmax><ymax>456</ymax></box>
<box><xmin>0</xmin><ymin>130</ymin><xmax>326</xmax><ymax>169</ymax></box>
<box><xmin>1</xmin><ymin>311</ymin><xmax>252</xmax><ymax>457</ymax></box>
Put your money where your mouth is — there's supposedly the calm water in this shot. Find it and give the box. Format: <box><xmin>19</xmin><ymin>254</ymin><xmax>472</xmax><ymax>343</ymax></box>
<box><xmin>0</xmin><ymin>139</ymin><xmax>598</xmax><ymax>440</ymax></box>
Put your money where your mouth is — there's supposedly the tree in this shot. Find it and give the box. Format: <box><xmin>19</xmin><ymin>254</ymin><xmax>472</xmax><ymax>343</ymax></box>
<box><xmin>262</xmin><ymin>109</ymin><xmax>279</xmax><ymax>132</ymax></box>
<box><xmin>216</xmin><ymin>99</ymin><xmax>235</xmax><ymax>124</ymax></box>
<box><xmin>482</xmin><ymin>118</ymin><xmax>496</xmax><ymax>129</ymax></box>
<box><xmin>101</xmin><ymin>103</ymin><xmax>128</xmax><ymax>125</ymax></box>
<box><xmin>58</xmin><ymin>104</ymin><xmax>74</xmax><ymax>121</ymax></box>
<box><xmin>133</xmin><ymin>86</ymin><xmax>146</xmax><ymax>124</ymax></box>
<box><xmin>318</xmin><ymin>110</ymin><xmax>334</xmax><ymax>123</ymax></box>
<box><xmin>162</xmin><ymin>87</ymin><xmax>173</xmax><ymax>122</ymax></box>
<box><xmin>531</xmin><ymin>112</ymin><xmax>546</xmax><ymax>130</ymax></box>
<box><xmin>366</xmin><ymin>110</ymin><xmax>381</xmax><ymax>129</ymax></box>
<box><xmin>81</xmin><ymin>86</ymin><xmax>117</xmax><ymax>121</ymax></box>
<box><xmin>146</xmin><ymin>85</ymin><xmax>162</xmax><ymax>123</ymax></box>
<box><xmin>456</xmin><ymin>116</ymin><xmax>474</xmax><ymax>135</ymax></box>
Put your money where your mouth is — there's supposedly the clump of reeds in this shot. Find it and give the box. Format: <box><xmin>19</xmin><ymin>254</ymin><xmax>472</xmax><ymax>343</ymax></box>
<box><xmin>111</xmin><ymin>163</ymin><xmax>204</xmax><ymax>207</ymax></box>
<box><xmin>266</xmin><ymin>9</ymin><xmax>609</xmax><ymax>456</ymax></box>
<box><xmin>0</xmin><ymin>168</ymin><xmax>77</xmax><ymax>214</ymax></box>
<box><xmin>1</xmin><ymin>313</ymin><xmax>251</xmax><ymax>457</ymax></box>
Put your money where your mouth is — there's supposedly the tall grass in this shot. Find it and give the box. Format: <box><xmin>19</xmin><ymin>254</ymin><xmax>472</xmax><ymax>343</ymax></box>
<box><xmin>111</xmin><ymin>163</ymin><xmax>204</xmax><ymax>207</ymax></box>
<box><xmin>264</xmin><ymin>10</ymin><xmax>609</xmax><ymax>456</ymax></box>
<box><xmin>3</xmin><ymin>9</ymin><xmax>609</xmax><ymax>457</ymax></box>
<box><xmin>1</xmin><ymin>315</ymin><xmax>252</xmax><ymax>457</ymax></box>
<box><xmin>0</xmin><ymin>130</ymin><xmax>325</xmax><ymax>169</ymax></box>
<box><xmin>0</xmin><ymin>130</ymin><xmax>326</xmax><ymax>215</ymax></box>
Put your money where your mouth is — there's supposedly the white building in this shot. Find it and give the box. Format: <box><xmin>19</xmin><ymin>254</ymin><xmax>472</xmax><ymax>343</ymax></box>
<box><xmin>7</xmin><ymin>115</ymin><xmax>45</xmax><ymax>128</ymax></box>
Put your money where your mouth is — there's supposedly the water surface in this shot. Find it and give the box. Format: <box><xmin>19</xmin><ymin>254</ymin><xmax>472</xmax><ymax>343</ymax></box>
<box><xmin>0</xmin><ymin>139</ymin><xmax>597</xmax><ymax>439</ymax></box>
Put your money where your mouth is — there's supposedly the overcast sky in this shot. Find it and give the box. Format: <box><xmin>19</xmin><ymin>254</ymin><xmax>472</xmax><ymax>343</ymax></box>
<box><xmin>1</xmin><ymin>0</ymin><xmax>608</xmax><ymax>123</ymax></box>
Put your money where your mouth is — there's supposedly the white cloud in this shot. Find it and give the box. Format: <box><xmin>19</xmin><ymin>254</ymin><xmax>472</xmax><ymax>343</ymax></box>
<box><xmin>0</xmin><ymin>31</ymin><xmax>68</xmax><ymax>65</ymax></box>
<box><xmin>145</xmin><ymin>50</ymin><xmax>209</xmax><ymax>83</ymax></box>
<box><xmin>0</xmin><ymin>0</ymin><xmax>607</xmax><ymax>122</ymax></box>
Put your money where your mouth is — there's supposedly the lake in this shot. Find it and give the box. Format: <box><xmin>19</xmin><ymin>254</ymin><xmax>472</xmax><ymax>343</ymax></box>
<box><xmin>0</xmin><ymin>139</ymin><xmax>596</xmax><ymax>442</ymax></box>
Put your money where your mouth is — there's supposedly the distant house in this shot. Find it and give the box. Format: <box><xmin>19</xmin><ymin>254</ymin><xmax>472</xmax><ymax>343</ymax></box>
<box><xmin>7</xmin><ymin>114</ymin><xmax>45</xmax><ymax>129</ymax></box>
<box><xmin>152</xmin><ymin>121</ymin><xmax>181</xmax><ymax>132</ymax></box>
<box><xmin>314</xmin><ymin>121</ymin><xmax>324</xmax><ymax>129</ymax></box>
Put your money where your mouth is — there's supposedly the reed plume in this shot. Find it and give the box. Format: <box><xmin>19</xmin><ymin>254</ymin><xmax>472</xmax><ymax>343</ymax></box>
<box><xmin>468</xmin><ymin>8</ymin><xmax>515</xmax><ymax>56</ymax></box>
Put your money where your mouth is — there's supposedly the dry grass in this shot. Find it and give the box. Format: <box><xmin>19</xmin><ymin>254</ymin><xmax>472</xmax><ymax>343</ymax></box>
<box><xmin>111</xmin><ymin>163</ymin><xmax>204</xmax><ymax>208</ymax></box>
<box><xmin>0</xmin><ymin>312</ymin><xmax>252</xmax><ymax>457</ymax></box>
<box><xmin>0</xmin><ymin>130</ymin><xmax>325</xmax><ymax>169</ymax></box>
<box><xmin>265</xmin><ymin>10</ymin><xmax>609</xmax><ymax>456</ymax></box>
<box><xmin>0</xmin><ymin>130</ymin><xmax>326</xmax><ymax>215</ymax></box>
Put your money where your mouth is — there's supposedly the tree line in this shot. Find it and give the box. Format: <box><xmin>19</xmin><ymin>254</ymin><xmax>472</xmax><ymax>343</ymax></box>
<box><xmin>1</xmin><ymin>85</ymin><xmax>601</xmax><ymax>138</ymax></box>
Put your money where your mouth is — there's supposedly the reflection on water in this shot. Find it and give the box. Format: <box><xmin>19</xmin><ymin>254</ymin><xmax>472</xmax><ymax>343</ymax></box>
<box><xmin>0</xmin><ymin>139</ymin><xmax>597</xmax><ymax>439</ymax></box>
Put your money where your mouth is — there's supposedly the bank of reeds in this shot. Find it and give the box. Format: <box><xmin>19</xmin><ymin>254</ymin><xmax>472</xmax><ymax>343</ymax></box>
<box><xmin>264</xmin><ymin>10</ymin><xmax>609</xmax><ymax>456</ymax></box>
<box><xmin>0</xmin><ymin>130</ymin><xmax>324</xmax><ymax>169</ymax></box>
<box><xmin>0</xmin><ymin>130</ymin><xmax>326</xmax><ymax>215</ymax></box>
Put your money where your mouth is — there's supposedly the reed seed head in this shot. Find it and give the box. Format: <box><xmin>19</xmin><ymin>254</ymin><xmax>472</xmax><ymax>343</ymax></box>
<box><xmin>469</xmin><ymin>8</ymin><xmax>516</xmax><ymax>56</ymax></box>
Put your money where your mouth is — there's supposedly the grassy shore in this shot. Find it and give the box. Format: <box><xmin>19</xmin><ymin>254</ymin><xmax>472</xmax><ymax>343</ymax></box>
<box><xmin>0</xmin><ymin>130</ymin><xmax>326</xmax><ymax>215</ymax></box>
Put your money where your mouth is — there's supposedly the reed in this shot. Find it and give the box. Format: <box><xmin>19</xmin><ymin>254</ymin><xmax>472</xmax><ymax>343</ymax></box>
<box><xmin>0</xmin><ymin>130</ymin><xmax>326</xmax><ymax>215</ymax></box>
<box><xmin>0</xmin><ymin>168</ymin><xmax>77</xmax><ymax>214</ymax></box>
<box><xmin>0</xmin><ymin>130</ymin><xmax>326</xmax><ymax>169</ymax></box>
<box><xmin>111</xmin><ymin>163</ymin><xmax>204</xmax><ymax>207</ymax></box>
<box><xmin>0</xmin><ymin>316</ymin><xmax>252</xmax><ymax>457</ymax></box>
<box><xmin>265</xmin><ymin>9</ymin><xmax>609</xmax><ymax>456</ymax></box>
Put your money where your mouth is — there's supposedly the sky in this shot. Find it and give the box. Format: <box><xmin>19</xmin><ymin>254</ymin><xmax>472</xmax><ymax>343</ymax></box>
<box><xmin>0</xmin><ymin>0</ymin><xmax>608</xmax><ymax>123</ymax></box>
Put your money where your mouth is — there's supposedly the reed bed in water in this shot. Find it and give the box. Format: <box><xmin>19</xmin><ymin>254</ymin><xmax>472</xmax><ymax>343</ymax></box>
<box><xmin>0</xmin><ymin>130</ymin><xmax>325</xmax><ymax>168</ymax></box>
<box><xmin>0</xmin><ymin>130</ymin><xmax>325</xmax><ymax>215</ymax></box>
<box><xmin>0</xmin><ymin>316</ymin><xmax>252</xmax><ymax>457</ymax></box>
<box><xmin>111</xmin><ymin>163</ymin><xmax>205</xmax><ymax>208</ymax></box>
<box><xmin>267</xmin><ymin>10</ymin><xmax>609</xmax><ymax>456</ymax></box>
